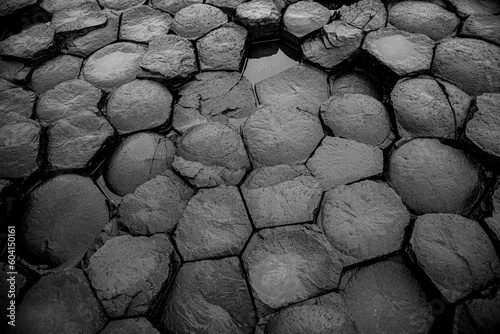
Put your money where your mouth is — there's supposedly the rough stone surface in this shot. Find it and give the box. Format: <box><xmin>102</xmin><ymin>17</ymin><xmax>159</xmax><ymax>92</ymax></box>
<box><xmin>118</xmin><ymin>170</ymin><xmax>194</xmax><ymax>235</ymax></box>
<box><xmin>329</xmin><ymin>70</ymin><xmax>382</xmax><ymax>101</ymax></box>
<box><xmin>283</xmin><ymin>1</ymin><xmax>330</xmax><ymax>38</ymax></box>
<box><xmin>0</xmin><ymin>83</ymin><xmax>36</xmax><ymax>120</ymax></box>
<box><xmin>302</xmin><ymin>21</ymin><xmax>362</xmax><ymax>69</ymax></box>
<box><xmin>20</xmin><ymin>174</ymin><xmax>108</xmax><ymax>267</ymax></box>
<box><xmin>174</xmin><ymin>185</ymin><xmax>252</xmax><ymax>261</ymax></box>
<box><xmin>41</xmin><ymin>0</ymin><xmax>95</xmax><ymax>13</ymax></box>
<box><xmin>319</xmin><ymin>180</ymin><xmax>410</xmax><ymax>266</ymax></box>
<box><xmin>15</xmin><ymin>269</ymin><xmax>107</xmax><ymax>334</ymax></box>
<box><xmin>106</xmin><ymin>79</ymin><xmax>173</xmax><ymax>134</ymax></box>
<box><xmin>30</xmin><ymin>55</ymin><xmax>83</xmax><ymax>94</ymax></box>
<box><xmin>306</xmin><ymin>136</ymin><xmax>384</xmax><ymax>191</ymax></box>
<box><xmin>197</xmin><ymin>23</ymin><xmax>247</xmax><ymax>71</ymax></box>
<box><xmin>341</xmin><ymin>258</ymin><xmax>434</xmax><ymax>334</ymax></box>
<box><xmin>453</xmin><ymin>292</ymin><xmax>500</xmax><ymax>334</ymax></box>
<box><xmin>432</xmin><ymin>38</ymin><xmax>500</xmax><ymax>95</ymax></box>
<box><xmin>447</xmin><ymin>0</ymin><xmax>500</xmax><ymax>18</ymax></box>
<box><xmin>120</xmin><ymin>6</ymin><xmax>173</xmax><ymax>43</ymax></box>
<box><xmin>0</xmin><ymin>24</ymin><xmax>55</xmax><ymax>62</ymax></box>
<box><xmin>255</xmin><ymin>64</ymin><xmax>329</xmax><ymax>116</ymax></box>
<box><xmin>320</xmin><ymin>93</ymin><xmax>393</xmax><ymax>147</ymax></box>
<box><xmin>140</xmin><ymin>34</ymin><xmax>197</xmax><ymax>80</ymax></box>
<box><xmin>0</xmin><ymin>59</ymin><xmax>32</xmax><ymax>82</ymax></box>
<box><xmin>461</xmin><ymin>14</ymin><xmax>500</xmax><ymax>46</ymax></box>
<box><xmin>241</xmin><ymin>165</ymin><xmax>323</xmax><ymax>228</ymax></box>
<box><xmin>388</xmin><ymin>138</ymin><xmax>482</xmax><ymax>214</ymax></box>
<box><xmin>363</xmin><ymin>27</ymin><xmax>435</xmax><ymax>76</ymax></box>
<box><xmin>151</xmin><ymin>0</ymin><xmax>203</xmax><ymax>14</ymax></box>
<box><xmin>159</xmin><ymin>257</ymin><xmax>255</xmax><ymax>334</ymax></box>
<box><xmin>172</xmin><ymin>4</ymin><xmax>228</xmax><ymax>40</ymax></box>
<box><xmin>51</xmin><ymin>2</ymin><xmax>107</xmax><ymax>33</ymax></box>
<box><xmin>485</xmin><ymin>179</ymin><xmax>500</xmax><ymax>242</ymax></box>
<box><xmin>36</xmin><ymin>79</ymin><xmax>101</xmax><ymax>126</ymax></box>
<box><xmin>242</xmin><ymin>105</ymin><xmax>324</xmax><ymax>168</ymax></box>
<box><xmin>389</xmin><ymin>1</ymin><xmax>459</xmax><ymax>41</ymax></box>
<box><xmin>87</xmin><ymin>234</ymin><xmax>174</xmax><ymax>317</ymax></box>
<box><xmin>99</xmin><ymin>0</ymin><xmax>144</xmax><ymax>11</ymax></box>
<box><xmin>235</xmin><ymin>0</ymin><xmax>281</xmax><ymax>39</ymax></box>
<box><xmin>339</xmin><ymin>0</ymin><xmax>387</xmax><ymax>32</ymax></box>
<box><xmin>101</xmin><ymin>318</ymin><xmax>160</xmax><ymax>334</ymax></box>
<box><xmin>83</xmin><ymin>42</ymin><xmax>147</xmax><ymax>91</ymax></box>
<box><xmin>173</xmin><ymin>122</ymin><xmax>250</xmax><ymax>187</ymax></box>
<box><xmin>466</xmin><ymin>93</ymin><xmax>500</xmax><ymax>158</ymax></box>
<box><xmin>410</xmin><ymin>213</ymin><xmax>500</xmax><ymax>302</ymax></box>
<box><xmin>0</xmin><ymin>0</ymin><xmax>36</xmax><ymax>16</ymax></box>
<box><xmin>243</xmin><ymin>224</ymin><xmax>342</xmax><ymax>316</ymax></box>
<box><xmin>207</xmin><ymin>0</ymin><xmax>245</xmax><ymax>9</ymax></box>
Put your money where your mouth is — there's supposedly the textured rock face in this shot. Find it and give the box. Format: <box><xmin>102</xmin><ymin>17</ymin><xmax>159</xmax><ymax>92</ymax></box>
<box><xmin>255</xmin><ymin>64</ymin><xmax>329</xmax><ymax>116</ymax></box>
<box><xmin>152</xmin><ymin>0</ymin><xmax>203</xmax><ymax>14</ymax></box>
<box><xmin>341</xmin><ymin>258</ymin><xmax>434</xmax><ymax>334</ymax></box>
<box><xmin>172</xmin><ymin>4</ymin><xmax>228</xmax><ymax>40</ymax></box>
<box><xmin>242</xmin><ymin>105</ymin><xmax>324</xmax><ymax>168</ymax></box>
<box><xmin>447</xmin><ymin>0</ymin><xmax>500</xmax><ymax>18</ymax></box>
<box><xmin>0</xmin><ymin>24</ymin><xmax>55</xmax><ymax>62</ymax></box>
<box><xmin>120</xmin><ymin>6</ymin><xmax>173</xmax><ymax>43</ymax></box>
<box><xmin>51</xmin><ymin>2</ymin><xmax>107</xmax><ymax>33</ymax></box>
<box><xmin>241</xmin><ymin>165</ymin><xmax>323</xmax><ymax>228</ymax></box>
<box><xmin>485</xmin><ymin>179</ymin><xmax>500</xmax><ymax>243</ymax></box>
<box><xmin>329</xmin><ymin>70</ymin><xmax>382</xmax><ymax>100</ymax></box>
<box><xmin>159</xmin><ymin>257</ymin><xmax>255</xmax><ymax>334</ymax></box>
<box><xmin>15</xmin><ymin>269</ymin><xmax>107</xmax><ymax>334</ymax></box>
<box><xmin>207</xmin><ymin>0</ymin><xmax>245</xmax><ymax>9</ymax></box>
<box><xmin>283</xmin><ymin>1</ymin><xmax>330</xmax><ymax>38</ymax></box>
<box><xmin>432</xmin><ymin>38</ymin><xmax>500</xmax><ymax>96</ymax></box>
<box><xmin>99</xmin><ymin>0</ymin><xmax>144</xmax><ymax>11</ymax></box>
<box><xmin>0</xmin><ymin>82</ymin><xmax>36</xmax><ymax>120</ymax></box>
<box><xmin>30</xmin><ymin>55</ymin><xmax>83</xmax><ymax>94</ymax></box>
<box><xmin>0</xmin><ymin>59</ymin><xmax>31</xmax><ymax>82</ymax></box>
<box><xmin>453</xmin><ymin>292</ymin><xmax>500</xmax><ymax>334</ymax></box>
<box><xmin>173</xmin><ymin>122</ymin><xmax>250</xmax><ymax>187</ymax></box>
<box><xmin>20</xmin><ymin>174</ymin><xmax>108</xmax><ymax>267</ymax></box>
<box><xmin>410</xmin><ymin>213</ymin><xmax>500</xmax><ymax>302</ymax></box>
<box><xmin>174</xmin><ymin>185</ymin><xmax>252</xmax><ymax>261</ymax></box>
<box><xmin>87</xmin><ymin>234</ymin><xmax>174</xmax><ymax>317</ymax></box>
<box><xmin>461</xmin><ymin>14</ymin><xmax>500</xmax><ymax>46</ymax></box>
<box><xmin>0</xmin><ymin>0</ymin><xmax>36</xmax><ymax>16</ymax></box>
<box><xmin>319</xmin><ymin>181</ymin><xmax>410</xmax><ymax>266</ymax></box>
<box><xmin>243</xmin><ymin>225</ymin><xmax>342</xmax><ymax>316</ymax></box>
<box><xmin>41</xmin><ymin>0</ymin><xmax>94</xmax><ymax>13</ymax></box>
<box><xmin>306</xmin><ymin>136</ymin><xmax>384</xmax><ymax>191</ymax></box>
<box><xmin>235</xmin><ymin>0</ymin><xmax>281</xmax><ymax>39</ymax></box>
<box><xmin>339</xmin><ymin>0</ymin><xmax>387</xmax><ymax>32</ymax></box>
<box><xmin>388</xmin><ymin>138</ymin><xmax>482</xmax><ymax>214</ymax></box>
<box><xmin>101</xmin><ymin>318</ymin><xmax>160</xmax><ymax>334</ymax></box>
<box><xmin>466</xmin><ymin>93</ymin><xmax>500</xmax><ymax>158</ymax></box>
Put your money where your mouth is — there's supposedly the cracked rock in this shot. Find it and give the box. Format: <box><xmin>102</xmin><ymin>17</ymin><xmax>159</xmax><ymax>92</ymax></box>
<box><xmin>106</xmin><ymin>79</ymin><xmax>173</xmax><ymax>134</ymax></box>
<box><xmin>255</xmin><ymin>64</ymin><xmax>329</xmax><ymax>116</ymax></box>
<box><xmin>51</xmin><ymin>2</ymin><xmax>107</xmax><ymax>33</ymax></box>
<box><xmin>151</xmin><ymin>0</ymin><xmax>203</xmax><ymax>14</ymax></box>
<box><xmin>466</xmin><ymin>93</ymin><xmax>500</xmax><ymax>158</ymax></box>
<box><xmin>172</xmin><ymin>4</ymin><xmax>228</xmax><ymax>40</ymax></box>
<box><xmin>243</xmin><ymin>224</ymin><xmax>342</xmax><ymax>316</ymax></box>
<box><xmin>0</xmin><ymin>81</ymin><xmax>36</xmax><ymax>120</ymax></box>
<box><xmin>461</xmin><ymin>14</ymin><xmax>500</xmax><ymax>46</ymax></box>
<box><xmin>87</xmin><ymin>234</ymin><xmax>174</xmax><ymax>318</ymax></box>
<box><xmin>410</xmin><ymin>213</ymin><xmax>500</xmax><ymax>303</ymax></box>
<box><xmin>0</xmin><ymin>59</ymin><xmax>32</xmax><ymax>82</ymax></box>
<box><xmin>20</xmin><ymin>174</ymin><xmax>108</xmax><ymax>267</ymax></box>
<box><xmin>159</xmin><ymin>257</ymin><xmax>255</xmax><ymax>333</ymax></box>
<box><xmin>388</xmin><ymin>138</ymin><xmax>482</xmax><ymax>214</ymax></box>
<box><xmin>0</xmin><ymin>0</ymin><xmax>36</xmax><ymax>16</ymax></box>
<box><xmin>174</xmin><ymin>185</ymin><xmax>252</xmax><ymax>261</ymax></box>
<box><xmin>235</xmin><ymin>0</ymin><xmax>281</xmax><ymax>40</ymax></box>
<box><xmin>242</xmin><ymin>105</ymin><xmax>324</xmax><ymax>168</ymax></box>
<box><xmin>339</xmin><ymin>0</ymin><xmax>386</xmax><ymax>32</ymax></box>
<box><xmin>318</xmin><ymin>180</ymin><xmax>410</xmax><ymax>266</ymax></box>
<box><xmin>241</xmin><ymin>165</ymin><xmax>323</xmax><ymax>228</ymax></box>
<box><xmin>99</xmin><ymin>0</ymin><xmax>144</xmax><ymax>11</ymax></box>
<box><xmin>120</xmin><ymin>5</ymin><xmax>173</xmax><ymax>43</ymax></box>
<box><xmin>453</xmin><ymin>292</ymin><xmax>500</xmax><ymax>334</ymax></box>
<box><xmin>329</xmin><ymin>70</ymin><xmax>382</xmax><ymax>101</ymax></box>
<box><xmin>283</xmin><ymin>1</ymin><xmax>330</xmax><ymax>38</ymax></box>
<box><xmin>306</xmin><ymin>136</ymin><xmax>384</xmax><ymax>191</ymax></box>
<box><xmin>30</xmin><ymin>55</ymin><xmax>83</xmax><ymax>94</ymax></box>
<box><xmin>0</xmin><ymin>24</ymin><xmax>55</xmax><ymax>62</ymax></box>
<box><xmin>101</xmin><ymin>318</ymin><xmax>160</xmax><ymax>334</ymax></box>
<box><xmin>447</xmin><ymin>0</ymin><xmax>500</xmax><ymax>18</ymax></box>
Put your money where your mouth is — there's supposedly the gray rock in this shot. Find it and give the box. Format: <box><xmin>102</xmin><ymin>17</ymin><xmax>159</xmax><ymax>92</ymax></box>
<box><xmin>159</xmin><ymin>257</ymin><xmax>255</xmax><ymax>333</ymax></box>
<box><xmin>432</xmin><ymin>38</ymin><xmax>500</xmax><ymax>95</ymax></box>
<box><xmin>151</xmin><ymin>0</ymin><xmax>203</xmax><ymax>15</ymax></box>
<box><xmin>329</xmin><ymin>70</ymin><xmax>382</xmax><ymax>101</ymax></box>
<box><xmin>174</xmin><ymin>185</ymin><xmax>252</xmax><ymax>261</ymax></box>
<box><xmin>255</xmin><ymin>64</ymin><xmax>329</xmax><ymax>116</ymax></box>
<box><xmin>87</xmin><ymin>234</ymin><xmax>174</xmax><ymax>317</ymax></box>
<box><xmin>388</xmin><ymin>138</ymin><xmax>482</xmax><ymax>214</ymax></box>
<box><xmin>466</xmin><ymin>93</ymin><xmax>500</xmax><ymax>158</ymax></box>
<box><xmin>453</xmin><ymin>292</ymin><xmax>500</xmax><ymax>334</ymax></box>
<box><xmin>15</xmin><ymin>269</ymin><xmax>107</xmax><ymax>334</ymax></box>
<box><xmin>283</xmin><ymin>1</ymin><xmax>330</xmax><ymax>38</ymax></box>
<box><xmin>50</xmin><ymin>2</ymin><xmax>107</xmax><ymax>33</ymax></box>
<box><xmin>30</xmin><ymin>55</ymin><xmax>83</xmax><ymax>94</ymax></box>
<box><xmin>0</xmin><ymin>24</ymin><xmax>55</xmax><ymax>62</ymax></box>
<box><xmin>140</xmin><ymin>34</ymin><xmax>197</xmax><ymax>80</ymax></box>
<box><xmin>101</xmin><ymin>318</ymin><xmax>160</xmax><ymax>334</ymax></box>
<box><xmin>0</xmin><ymin>59</ymin><xmax>32</xmax><ymax>82</ymax></box>
<box><xmin>461</xmin><ymin>14</ymin><xmax>500</xmax><ymax>46</ymax></box>
<box><xmin>120</xmin><ymin>6</ymin><xmax>173</xmax><ymax>43</ymax></box>
<box><xmin>447</xmin><ymin>0</ymin><xmax>500</xmax><ymax>18</ymax></box>
<box><xmin>20</xmin><ymin>174</ymin><xmax>108</xmax><ymax>267</ymax></box>
<box><xmin>197</xmin><ymin>22</ymin><xmax>247</xmax><ymax>71</ymax></box>
<box><xmin>118</xmin><ymin>170</ymin><xmax>194</xmax><ymax>235</ymax></box>
<box><xmin>242</xmin><ymin>105</ymin><xmax>324</xmax><ymax>168</ymax></box>
<box><xmin>241</xmin><ymin>165</ymin><xmax>323</xmax><ymax>228</ymax></box>
<box><xmin>306</xmin><ymin>136</ymin><xmax>384</xmax><ymax>191</ymax></box>
<box><xmin>485</xmin><ymin>179</ymin><xmax>500</xmax><ymax>242</ymax></box>
<box><xmin>173</xmin><ymin>122</ymin><xmax>250</xmax><ymax>187</ymax></box>
<box><xmin>172</xmin><ymin>4</ymin><xmax>228</xmax><ymax>40</ymax></box>
<box><xmin>41</xmin><ymin>0</ymin><xmax>97</xmax><ymax>13</ymax></box>
<box><xmin>0</xmin><ymin>0</ymin><xmax>36</xmax><ymax>16</ymax></box>
<box><xmin>206</xmin><ymin>0</ymin><xmax>245</xmax><ymax>10</ymax></box>
<box><xmin>242</xmin><ymin>224</ymin><xmax>342</xmax><ymax>316</ymax></box>
<box><xmin>105</xmin><ymin>132</ymin><xmax>176</xmax><ymax>196</ymax></box>
<box><xmin>0</xmin><ymin>83</ymin><xmax>36</xmax><ymax>120</ymax></box>
<box><xmin>106</xmin><ymin>79</ymin><xmax>173</xmax><ymax>134</ymax></box>
<box><xmin>83</xmin><ymin>42</ymin><xmax>147</xmax><ymax>91</ymax></box>
<box><xmin>235</xmin><ymin>0</ymin><xmax>281</xmax><ymax>40</ymax></box>
<box><xmin>99</xmin><ymin>0</ymin><xmax>144</xmax><ymax>11</ymax></box>
<box><xmin>36</xmin><ymin>78</ymin><xmax>101</xmax><ymax>126</ymax></box>
<box><xmin>410</xmin><ymin>213</ymin><xmax>500</xmax><ymax>302</ymax></box>
<box><xmin>339</xmin><ymin>0</ymin><xmax>386</xmax><ymax>32</ymax></box>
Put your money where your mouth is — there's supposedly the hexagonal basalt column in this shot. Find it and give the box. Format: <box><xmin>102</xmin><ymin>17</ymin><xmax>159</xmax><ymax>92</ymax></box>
<box><xmin>235</xmin><ymin>0</ymin><xmax>281</xmax><ymax>41</ymax></box>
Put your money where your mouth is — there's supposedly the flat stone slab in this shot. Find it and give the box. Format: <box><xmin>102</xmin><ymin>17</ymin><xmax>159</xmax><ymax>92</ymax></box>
<box><xmin>51</xmin><ymin>2</ymin><xmax>107</xmax><ymax>33</ymax></box>
<box><xmin>99</xmin><ymin>0</ymin><xmax>144</xmax><ymax>11</ymax></box>
<box><xmin>283</xmin><ymin>1</ymin><xmax>330</xmax><ymax>38</ymax></box>
<box><xmin>453</xmin><ymin>292</ymin><xmax>500</xmax><ymax>334</ymax></box>
<box><xmin>0</xmin><ymin>24</ymin><xmax>55</xmax><ymax>62</ymax></box>
<box><xmin>30</xmin><ymin>55</ymin><xmax>83</xmax><ymax>94</ymax></box>
<box><xmin>0</xmin><ymin>83</ymin><xmax>36</xmax><ymax>120</ymax></box>
<box><xmin>101</xmin><ymin>318</ymin><xmax>160</xmax><ymax>334</ymax></box>
<box><xmin>363</xmin><ymin>27</ymin><xmax>434</xmax><ymax>76</ymax></box>
<box><xmin>388</xmin><ymin>138</ymin><xmax>482</xmax><ymax>214</ymax></box>
<box><xmin>243</xmin><ymin>224</ymin><xmax>342</xmax><ymax>316</ymax></box>
<box><xmin>339</xmin><ymin>0</ymin><xmax>387</xmax><ymax>32</ymax></box>
<box><xmin>242</xmin><ymin>105</ymin><xmax>324</xmax><ymax>168</ymax></box>
<box><xmin>151</xmin><ymin>0</ymin><xmax>203</xmax><ymax>14</ymax></box>
<box><xmin>329</xmin><ymin>70</ymin><xmax>382</xmax><ymax>100</ymax></box>
<box><xmin>159</xmin><ymin>257</ymin><xmax>255</xmax><ymax>333</ymax></box>
<box><xmin>241</xmin><ymin>165</ymin><xmax>323</xmax><ymax>228</ymax></box>
<box><xmin>120</xmin><ymin>5</ymin><xmax>173</xmax><ymax>43</ymax></box>
<box><xmin>466</xmin><ymin>93</ymin><xmax>500</xmax><ymax>158</ymax></box>
<box><xmin>172</xmin><ymin>4</ymin><xmax>228</xmax><ymax>40</ymax></box>
<box><xmin>447</xmin><ymin>0</ymin><xmax>500</xmax><ymax>18</ymax></box>
<box><xmin>410</xmin><ymin>213</ymin><xmax>500</xmax><ymax>302</ymax></box>
<box><xmin>174</xmin><ymin>185</ymin><xmax>252</xmax><ymax>261</ymax></box>
<box><xmin>0</xmin><ymin>0</ymin><xmax>36</xmax><ymax>16</ymax></box>
<box><xmin>235</xmin><ymin>0</ymin><xmax>281</xmax><ymax>39</ymax></box>
<box><xmin>461</xmin><ymin>14</ymin><xmax>500</xmax><ymax>46</ymax></box>
<box><xmin>87</xmin><ymin>234</ymin><xmax>174</xmax><ymax>317</ymax></box>
<box><xmin>306</xmin><ymin>136</ymin><xmax>384</xmax><ymax>191</ymax></box>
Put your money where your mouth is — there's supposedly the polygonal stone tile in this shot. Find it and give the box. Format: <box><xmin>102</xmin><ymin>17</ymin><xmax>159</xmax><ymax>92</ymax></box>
<box><xmin>172</xmin><ymin>3</ymin><xmax>227</xmax><ymax>40</ymax></box>
<box><xmin>30</xmin><ymin>55</ymin><xmax>83</xmax><ymax>94</ymax></box>
<box><xmin>329</xmin><ymin>70</ymin><xmax>382</xmax><ymax>101</ymax></box>
<box><xmin>120</xmin><ymin>5</ymin><xmax>173</xmax><ymax>43</ymax></box>
<box><xmin>235</xmin><ymin>0</ymin><xmax>281</xmax><ymax>40</ymax></box>
<box><xmin>466</xmin><ymin>93</ymin><xmax>500</xmax><ymax>158</ymax></box>
<box><xmin>339</xmin><ymin>0</ymin><xmax>386</xmax><ymax>32</ymax></box>
<box><xmin>283</xmin><ymin>1</ymin><xmax>330</xmax><ymax>38</ymax></box>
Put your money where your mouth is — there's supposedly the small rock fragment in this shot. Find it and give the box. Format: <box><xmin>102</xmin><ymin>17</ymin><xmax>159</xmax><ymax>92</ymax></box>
<box><xmin>461</xmin><ymin>14</ymin><xmax>500</xmax><ymax>46</ymax></box>
<box><xmin>30</xmin><ymin>55</ymin><xmax>83</xmax><ymax>94</ymax></box>
<box><xmin>101</xmin><ymin>318</ymin><xmax>160</xmax><ymax>334</ymax></box>
<box><xmin>466</xmin><ymin>93</ymin><xmax>500</xmax><ymax>158</ymax></box>
<box><xmin>51</xmin><ymin>2</ymin><xmax>107</xmax><ymax>33</ymax></box>
<box><xmin>172</xmin><ymin>4</ymin><xmax>228</xmax><ymax>40</ymax></box>
<box><xmin>283</xmin><ymin>1</ymin><xmax>330</xmax><ymax>38</ymax></box>
<box><xmin>329</xmin><ymin>70</ymin><xmax>382</xmax><ymax>101</ymax></box>
<box><xmin>0</xmin><ymin>24</ymin><xmax>55</xmax><ymax>62</ymax></box>
<box><xmin>235</xmin><ymin>0</ymin><xmax>281</xmax><ymax>40</ymax></box>
<box><xmin>120</xmin><ymin>5</ymin><xmax>173</xmax><ymax>43</ymax></box>
<box><xmin>339</xmin><ymin>0</ymin><xmax>386</xmax><ymax>32</ymax></box>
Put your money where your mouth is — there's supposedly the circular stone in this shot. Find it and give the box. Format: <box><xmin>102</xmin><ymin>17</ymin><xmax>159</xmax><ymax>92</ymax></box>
<box><xmin>388</xmin><ymin>138</ymin><xmax>482</xmax><ymax>214</ymax></box>
<box><xmin>318</xmin><ymin>180</ymin><xmax>410</xmax><ymax>266</ymax></box>
<box><xmin>241</xmin><ymin>105</ymin><xmax>324</xmax><ymax>168</ymax></box>
<box><xmin>320</xmin><ymin>94</ymin><xmax>392</xmax><ymax>146</ymax></box>
<box><xmin>119</xmin><ymin>5</ymin><xmax>173</xmax><ymax>43</ymax></box>
<box><xmin>83</xmin><ymin>42</ymin><xmax>147</xmax><ymax>91</ymax></box>
<box><xmin>466</xmin><ymin>93</ymin><xmax>500</xmax><ymax>158</ymax></box>
<box><xmin>20</xmin><ymin>174</ymin><xmax>109</xmax><ymax>267</ymax></box>
<box><xmin>283</xmin><ymin>1</ymin><xmax>330</xmax><ymax>38</ymax></box>
<box><xmin>99</xmin><ymin>0</ymin><xmax>144</xmax><ymax>11</ymax></box>
<box><xmin>105</xmin><ymin>132</ymin><xmax>176</xmax><ymax>196</ymax></box>
<box><xmin>106</xmin><ymin>79</ymin><xmax>173</xmax><ymax>134</ymax></box>
<box><xmin>30</xmin><ymin>54</ymin><xmax>83</xmax><ymax>94</ymax></box>
<box><xmin>329</xmin><ymin>70</ymin><xmax>382</xmax><ymax>101</ymax></box>
<box><xmin>410</xmin><ymin>213</ymin><xmax>500</xmax><ymax>303</ymax></box>
<box><xmin>151</xmin><ymin>0</ymin><xmax>203</xmax><ymax>15</ymax></box>
<box><xmin>339</xmin><ymin>0</ymin><xmax>387</xmax><ymax>32</ymax></box>
<box><xmin>172</xmin><ymin>4</ymin><xmax>228</xmax><ymax>40</ymax></box>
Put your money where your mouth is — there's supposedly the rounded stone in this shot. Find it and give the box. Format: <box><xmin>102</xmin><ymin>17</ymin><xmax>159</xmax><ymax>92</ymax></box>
<box><xmin>447</xmin><ymin>0</ymin><xmax>500</xmax><ymax>18</ymax></box>
<box><xmin>50</xmin><ymin>2</ymin><xmax>107</xmax><ymax>33</ymax></box>
<box><xmin>172</xmin><ymin>4</ymin><xmax>228</xmax><ymax>40</ymax></box>
<box><xmin>466</xmin><ymin>93</ymin><xmax>500</xmax><ymax>158</ymax></box>
<box><xmin>329</xmin><ymin>70</ymin><xmax>382</xmax><ymax>101</ymax></box>
<box><xmin>339</xmin><ymin>0</ymin><xmax>387</xmax><ymax>32</ymax></box>
<box><xmin>30</xmin><ymin>55</ymin><xmax>83</xmax><ymax>94</ymax></box>
<box><xmin>235</xmin><ymin>0</ymin><xmax>281</xmax><ymax>27</ymax></box>
<box><xmin>461</xmin><ymin>14</ymin><xmax>500</xmax><ymax>46</ymax></box>
<box><xmin>99</xmin><ymin>0</ymin><xmax>144</xmax><ymax>11</ymax></box>
<box><xmin>283</xmin><ymin>1</ymin><xmax>330</xmax><ymax>38</ymax></box>
<box><xmin>388</xmin><ymin>138</ymin><xmax>482</xmax><ymax>214</ymax></box>
<box><xmin>119</xmin><ymin>5</ymin><xmax>173</xmax><ymax>43</ymax></box>
<box><xmin>0</xmin><ymin>24</ymin><xmax>55</xmax><ymax>62</ymax></box>
<box><xmin>101</xmin><ymin>318</ymin><xmax>160</xmax><ymax>334</ymax></box>
<box><xmin>151</xmin><ymin>0</ymin><xmax>203</xmax><ymax>14</ymax></box>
